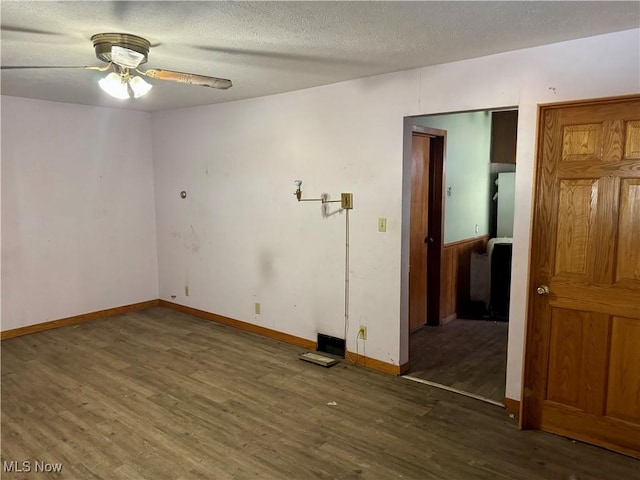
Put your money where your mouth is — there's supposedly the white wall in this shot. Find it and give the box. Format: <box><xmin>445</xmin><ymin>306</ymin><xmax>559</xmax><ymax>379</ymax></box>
<box><xmin>153</xmin><ymin>29</ymin><xmax>639</xmax><ymax>401</ymax></box>
<box><xmin>152</xmin><ymin>71</ymin><xmax>420</xmax><ymax>365</ymax></box>
<box><xmin>1</xmin><ymin>96</ymin><xmax>159</xmax><ymax>330</ymax></box>
<box><xmin>413</xmin><ymin>111</ymin><xmax>493</xmax><ymax>243</ymax></box>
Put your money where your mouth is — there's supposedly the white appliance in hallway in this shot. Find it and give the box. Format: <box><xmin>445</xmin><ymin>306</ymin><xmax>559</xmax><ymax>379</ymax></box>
<box><xmin>496</xmin><ymin>172</ymin><xmax>515</xmax><ymax>237</ymax></box>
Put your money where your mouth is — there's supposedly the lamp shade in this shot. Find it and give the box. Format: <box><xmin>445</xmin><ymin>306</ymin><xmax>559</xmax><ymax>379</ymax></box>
<box><xmin>129</xmin><ymin>76</ymin><xmax>153</xmax><ymax>98</ymax></box>
<box><xmin>98</xmin><ymin>72</ymin><xmax>130</xmax><ymax>99</ymax></box>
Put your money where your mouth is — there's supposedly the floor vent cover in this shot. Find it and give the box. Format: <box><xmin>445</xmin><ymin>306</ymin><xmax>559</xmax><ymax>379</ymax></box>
<box><xmin>299</xmin><ymin>351</ymin><xmax>339</xmax><ymax>367</ymax></box>
<box><xmin>317</xmin><ymin>333</ymin><xmax>345</xmax><ymax>358</ymax></box>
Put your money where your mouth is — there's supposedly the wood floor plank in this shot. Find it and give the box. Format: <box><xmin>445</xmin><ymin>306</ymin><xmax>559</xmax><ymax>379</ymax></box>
<box><xmin>409</xmin><ymin>318</ymin><xmax>508</xmax><ymax>402</ymax></box>
<box><xmin>2</xmin><ymin>307</ymin><xmax>638</xmax><ymax>479</ymax></box>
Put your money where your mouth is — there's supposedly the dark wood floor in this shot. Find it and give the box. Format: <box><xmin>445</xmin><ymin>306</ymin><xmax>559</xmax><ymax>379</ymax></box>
<box><xmin>2</xmin><ymin>308</ymin><xmax>637</xmax><ymax>479</ymax></box>
<box><xmin>409</xmin><ymin>318</ymin><xmax>508</xmax><ymax>403</ymax></box>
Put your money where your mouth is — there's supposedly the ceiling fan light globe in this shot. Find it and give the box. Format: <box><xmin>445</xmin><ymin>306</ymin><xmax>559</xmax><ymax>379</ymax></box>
<box><xmin>129</xmin><ymin>76</ymin><xmax>153</xmax><ymax>98</ymax></box>
<box><xmin>98</xmin><ymin>72</ymin><xmax>130</xmax><ymax>99</ymax></box>
<box><xmin>111</xmin><ymin>45</ymin><xmax>145</xmax><ymax>69</ymax></box>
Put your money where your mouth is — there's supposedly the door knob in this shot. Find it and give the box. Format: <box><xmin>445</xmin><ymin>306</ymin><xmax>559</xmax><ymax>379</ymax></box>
<box><xmin>536</xmin><ymin>285</ymin><xmax>550</xmax><ymax>295</ymax></box>
<box><xmin>424</xmin><ymin>236</ymin><xmax>434</xmax><ymax>244</ymax></box>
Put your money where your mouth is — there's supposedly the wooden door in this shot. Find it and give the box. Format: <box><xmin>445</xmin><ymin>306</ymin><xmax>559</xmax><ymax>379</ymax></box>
<box><xmin>409</xmin><ymin>130</ymin><xmax>445</xmax><ymax>331</ymax></box>
<box><xmin>523</xmin><ymin>95</ymin><xmax>640</xmax><ymax>458</ymax></box>
<box><xmin>409</xmin><ymin>134</ymin><xmax>430</xmax><ymax>331</ymax></box>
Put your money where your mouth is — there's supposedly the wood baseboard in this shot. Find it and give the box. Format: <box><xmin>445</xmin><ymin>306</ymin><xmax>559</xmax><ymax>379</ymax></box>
<box><xmin>345</xmin><ymin>351</ymin><xmax>408</xmax><ymax>375</ymax></box>
<box><xmin>159</xmin><ymin>300</ymin><xmax>316</xmax><ymax>350</ymax></box>
<box><xmin>1</xmin><ymin>299</ymin><xmax>160</xmax><ymax>340</ymax></box>
<box><xmin>160</xmin><ymin>300</ymin><xmax>406</xmax><ymax>376</ymax></box>
<box><xmin>441</xmin><ymin>313</ymin><xmax>457</xmax><ymax>325</ymax></box>
<box><xmin>2</xmin><ymin>298</ymin><xmax>407</xmax><ymax>377</ymax></box>
<box><xmin>504</xmin><ymin>397</ymin><xmax>521</xmax><ymax>416</ymax></box>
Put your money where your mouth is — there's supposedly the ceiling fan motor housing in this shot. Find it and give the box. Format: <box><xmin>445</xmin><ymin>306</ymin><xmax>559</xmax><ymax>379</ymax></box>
<box><xmin>91</xmin><ymin>33</ymin><xmax>150</xmax><ymax>65</ymax></box>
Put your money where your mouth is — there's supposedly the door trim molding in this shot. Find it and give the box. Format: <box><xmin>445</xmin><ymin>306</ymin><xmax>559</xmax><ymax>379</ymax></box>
<box><xmin>537</xmin><ymin>93</ymin><xmax>640</xmax><ymax>109</ymax></box>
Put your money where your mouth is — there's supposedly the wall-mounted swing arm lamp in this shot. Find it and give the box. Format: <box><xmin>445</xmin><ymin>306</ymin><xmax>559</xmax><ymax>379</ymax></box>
<box><xmin>292</xmin><ymin>179</ymin><xmax>354</xmax><ymax>363</ymax></box>
<box><xmin>293</xmin><ymin>180</ymin><xmax>353</xmax><ymax>209</ymax></box>
<box><xmin>294</xmin><ymin>180</ymin><xmax>303</xmax><ymax>201</ymax></box>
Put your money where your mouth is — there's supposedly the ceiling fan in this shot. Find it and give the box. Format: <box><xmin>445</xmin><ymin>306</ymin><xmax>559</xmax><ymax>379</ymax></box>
<box><xmin>1</xmin><ymin>33</ymin><xmax>233</xmax><ymax>99</ymax></box>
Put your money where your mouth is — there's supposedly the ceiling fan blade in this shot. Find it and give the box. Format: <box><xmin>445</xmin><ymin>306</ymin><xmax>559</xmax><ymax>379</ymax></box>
<box><xmin>1</xmin><ymin>25</ymin><xmax>66</xmax><ymax>36</ymax></box>
<box><xmin>1</xmin><ymin>65</ymin><xmax>96</xmax><ymax>70</ymax></box>
<box><xmin>143</xmin><ymin>69</ymin><xmax>232</xmax><ymax>90</ymax></box>
<box><xmin>1</xmin><ymin>65</ymin><xmax>111</xmax><ymax>74</ymax></box>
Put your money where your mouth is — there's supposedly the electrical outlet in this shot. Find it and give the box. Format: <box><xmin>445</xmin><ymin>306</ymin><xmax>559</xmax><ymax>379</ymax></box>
<box><xmin>378</xmin><ymin>217</ymin><xmax>387</xmax><ymax>232</ymax></box>
<box><xmin>358</xmin><ymin>326</ymin><xmax>367</xmax><ymax>340</ymax></box>
<box><xmin>255</xmin><ymin>302</ymin><xmax>261</xmax><ymax>315</ymax></box>
<box><xmin>185</xmin><ymin>285</ymin><xmax>189</xmax><ymax>296</ymax></box>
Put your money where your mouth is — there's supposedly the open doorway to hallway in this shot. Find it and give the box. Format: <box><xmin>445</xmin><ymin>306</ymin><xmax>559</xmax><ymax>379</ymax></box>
<box><xmin>403</xmin><ymin>108</ymin><xmax>518</xmax><ymax>405</ymax></box>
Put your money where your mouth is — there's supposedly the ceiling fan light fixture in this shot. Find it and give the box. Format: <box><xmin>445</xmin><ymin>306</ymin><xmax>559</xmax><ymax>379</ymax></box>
<box><xmin>91</xmin><ymin>33</ymin><xmax>150</xmax><ymax>65</ymax></box>
<box><xmin>98</xmin><ymin>71</ymin><xmax>130</xmax><ymax>99</ymax></box>
<box><xmin>129</xmin><ymin>75</ymin><xmax>153</xmax><ymax>98</ymax></box>
<box><xmin>3</xmin><ymin>32</ymin><xmax>232</xmax><ymax>101</ymax></box>
<box><xmin>111</xmin><ymin>45</ymin><xmax>145</xmax><ymax>69</ymax></box>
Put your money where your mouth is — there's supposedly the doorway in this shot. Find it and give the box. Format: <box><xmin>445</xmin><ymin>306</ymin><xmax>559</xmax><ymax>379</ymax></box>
<box><xmin>403</xmin><ymin>108</ymin><xmax>517</xmax><ymax>406</ymax></box>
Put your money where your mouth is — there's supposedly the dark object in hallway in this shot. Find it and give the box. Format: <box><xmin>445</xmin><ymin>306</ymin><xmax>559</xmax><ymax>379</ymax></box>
<box><xmin>491</xmin><ymin>242</ymin><xmax>512</xmax><ymax>320</ymax></box>
<box><xmin>460</xmin><ymin>300</ymin><xmax>490</xmax><ymax>319</ymax></box>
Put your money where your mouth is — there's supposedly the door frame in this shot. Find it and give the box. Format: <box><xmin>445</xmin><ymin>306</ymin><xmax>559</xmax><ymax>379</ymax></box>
<box><xmin>409</xmin><ymin>126</ymin><xmax>447</xmax><ymax>326</ymax></box>
<box><xmin>521</xmin><ymin>94</ymin><xmax>640</xmax><ymax>436</ymax></box>
<box><xmin>410</xmin><ymin>126</ymin><xmax>446</xmax><ymax>328</ymax></box>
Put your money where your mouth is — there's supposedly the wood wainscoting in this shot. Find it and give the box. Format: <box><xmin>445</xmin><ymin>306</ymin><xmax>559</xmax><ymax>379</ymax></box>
<box><xmin>440</xmin><ymin>235</ymin><xmax>489</xmax><ymax>324</ymax></box>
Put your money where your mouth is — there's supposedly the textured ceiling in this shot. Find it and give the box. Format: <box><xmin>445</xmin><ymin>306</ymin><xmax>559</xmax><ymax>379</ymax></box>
<box><xmin>1</xmin><ymin>1</ymin><xmax>639</xmax><ymax>112</ymax></box>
